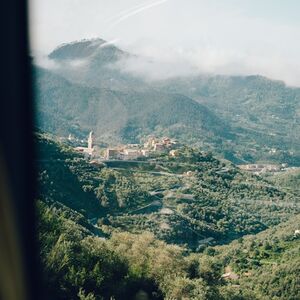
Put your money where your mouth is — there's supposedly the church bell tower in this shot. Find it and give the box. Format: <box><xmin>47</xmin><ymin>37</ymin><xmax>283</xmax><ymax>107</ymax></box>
<box><xmin>88</xmin><ymin>131</ymin><xmax>93</xmax><ymax>149</ymax></box>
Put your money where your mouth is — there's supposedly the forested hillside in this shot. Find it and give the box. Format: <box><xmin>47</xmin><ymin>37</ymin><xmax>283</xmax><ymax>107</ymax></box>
<box><xmin>214</xmin><ymin>214</ymin><xmax>300</xmax><ymax>299</ymax></box>
<box><xmin>267</xmin><ymin>169</ymin><xmax>300</xmax><ymax>196</ymax></box>
<box><xmin>36</xmin><ymin>130</ymin><xmax>300</xmax><ymax>299</ymax></box>
<box><xmin>156</xmin><ymin>75</ymin><xmax>300</xmax><ymax>164</ymax></box>
<box><xmin>34</xmin><ymin>67</ymin><xmax>231</xmax><ymax>146</ymax></box>
<box><xmin>37</xmin><ymin>134</ymin><xmax>300</xmax><ymax>249</ymax></box>
<box><xmin>38</xmin><ymin>193</ymin><xmax>300</xmax><ymax>300</ymax></box>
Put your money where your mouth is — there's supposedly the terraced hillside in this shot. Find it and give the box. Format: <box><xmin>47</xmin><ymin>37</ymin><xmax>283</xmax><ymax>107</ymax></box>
<box><xmin>37</xmin><ymin>134</ymin><xmax>300</xmax><ymax>249</ymax></box>
<box><xmin>38</xmin><ymin>180</ymin><xmax>300</xmax><ymax>300</ymax></box>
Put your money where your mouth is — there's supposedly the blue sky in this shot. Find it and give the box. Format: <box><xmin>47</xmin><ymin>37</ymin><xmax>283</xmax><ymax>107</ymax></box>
<box><xmin>230</xmin><ymin>0</ymin><xmax>300</xmax><ymax>25</ymax></box>
<box><xmin>30</xmin><ymin>0</ymin><xmax>300</xmax><ymax>85</ymax></box>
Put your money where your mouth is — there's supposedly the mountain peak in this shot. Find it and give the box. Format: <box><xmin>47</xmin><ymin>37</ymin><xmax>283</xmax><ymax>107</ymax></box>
<box><xmin>48</xmin><ymin>38</ymin><xmax>108</xmax><ymax>60</ymax></box>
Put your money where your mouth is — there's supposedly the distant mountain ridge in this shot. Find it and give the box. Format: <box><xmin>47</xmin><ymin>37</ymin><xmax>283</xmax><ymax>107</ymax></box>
<box><xmin>49</xmin><ymin>39</ymin><xmax>107</xmax><ymax>60</ymax></box>
<box><xmin>48</xmin><ymin>38</ymin><xmax>128</xmax><ymax>62</ymax></box>
<box><xmin>34</xmin><ymin>66</ymin><xmax>231</xmax><ymax>145</ymax></box>
<box><xmin>34</xmin><ymin>38</ymin><xmax>300</xmax><ymax>164</ymax></box>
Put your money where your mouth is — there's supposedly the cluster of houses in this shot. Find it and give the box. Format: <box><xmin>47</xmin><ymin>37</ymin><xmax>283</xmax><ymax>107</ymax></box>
<box><xmin>72</xmin><ymin>133</ymin><xmax>292</xmax><ymax>173</ymax></box>
<box><xmin>73</xmin><ymin>132</ymin><xmax>180</xmax><ymax>161</ymax></box>
<box><xmin>105</xmin><ymin>136</ymin><xmax>180</xmax><ymax>160</ymax></box>
<box><xmin>238</xmin><ymin>163</ymin><xmax>288</xmax><ymax>174</ymax></box>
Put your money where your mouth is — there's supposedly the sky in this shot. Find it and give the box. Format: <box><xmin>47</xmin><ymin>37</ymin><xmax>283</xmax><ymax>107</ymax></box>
<box><xmin>29</xmin><ymin>0</ymin><xmax>300</xmax><ymax>86</ymax></box>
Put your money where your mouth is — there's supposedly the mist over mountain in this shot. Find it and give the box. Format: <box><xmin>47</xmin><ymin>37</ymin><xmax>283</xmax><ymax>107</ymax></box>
<box><xmin>35</xmin><ymin>65</ymin><xmax>230</xmax><ymax>147</ymax></box>
<box><xmin>34</xmin><ymin>38</ymin><xmax>300</xmax><ymax>164</ymax></box>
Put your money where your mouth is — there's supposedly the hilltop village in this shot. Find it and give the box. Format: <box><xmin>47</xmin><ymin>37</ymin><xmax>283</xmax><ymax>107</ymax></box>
<box><xmin>71</xmin><ymin>131</ymin><xmax>181</xmax><ymax>161</ymax></box>
<box><xmin>66</xmin><ymin>131</ymin><xmax>297</xmax><ymax>175</ymax></box>
<box><xmin>105</xmin><ymin>136</ymin><xmax>181</xmax><ymax>160</ymax></box>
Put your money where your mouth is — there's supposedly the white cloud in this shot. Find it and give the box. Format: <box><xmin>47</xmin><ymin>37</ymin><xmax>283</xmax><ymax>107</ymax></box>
<box><xmin>29</xmin><ymin>0</ymin><xmax>300</xmax><ymax>86</ymax></box>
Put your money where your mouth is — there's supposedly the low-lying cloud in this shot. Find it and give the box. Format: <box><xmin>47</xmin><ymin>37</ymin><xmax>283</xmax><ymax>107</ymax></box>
<box><xmin>36</xmin><ymin>40</ymin><xmax>300</xmax><ymax>88</ymax></box>
<box><xmin>35</xmin><ymin>55</ymin><xmax>89</xmax><ymax>70</ymax></box>
<box><xmin>112</xmin><ymin>43</ymin><xmax>300</xmax><ymax>86</ymax></box>
<box><xmin>30</xmin><ymin>0</ymin><xmax>300</xmax><ymax>86</ymax></box>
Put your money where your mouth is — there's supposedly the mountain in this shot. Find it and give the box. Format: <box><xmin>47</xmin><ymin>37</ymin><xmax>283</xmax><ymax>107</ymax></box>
<box><xmin>49</xmin><ymin>39</ymin><xmax>109</xmax><ymax>60</ymax></box>
<box><xmin>46</xmin><ymin>38</ymin><xmax>140</xmax><ymax>90</ymax></box>
<box><xmin>155</xmin><ymin>75</ymin><xmax>300</xmax><ymax>164</ymax></box>
<box><xmin>34</xmin><ymin>38</ymin><xmax>300</xmax><ymax>165</ymax></box>
<box><xmin>34</xmin><ymin>66</ymin><xmax>232</xmax><ymax>146</ymax></box>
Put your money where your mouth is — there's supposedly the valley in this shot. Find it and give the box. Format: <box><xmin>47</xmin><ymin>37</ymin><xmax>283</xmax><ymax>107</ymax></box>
<box><xmin>36</xmin><ymin>132</ymin><xmax>300</xmax><ymax>299</ymax></box>
<box><xmin>34</xmin><ymin>38</ymin><xmax>300</xmax><ymax>300</ymax></box>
